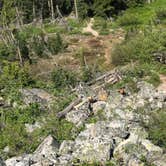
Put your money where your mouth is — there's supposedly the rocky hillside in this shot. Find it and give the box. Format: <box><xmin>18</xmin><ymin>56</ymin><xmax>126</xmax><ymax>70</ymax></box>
<box><xmin>0</xmin><ymin>1</ymin><xmax>166</xmax><ymax>166</ymax></box>
<box><xmin>1</xmin><ymin>80</ymin><xmax>166</xmax><ymax>166</ymax></box>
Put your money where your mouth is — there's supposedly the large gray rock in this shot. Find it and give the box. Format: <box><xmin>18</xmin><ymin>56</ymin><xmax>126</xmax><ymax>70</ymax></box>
<box><xmin>32</xmin><ymin>135</ymin><xmax>59</xmax><ymax>163</ymax></box>
<box><xmin>5</xmin><ymin>155</ymin><xmax>32</xmax><ymax>166</ymax></box>
<box><xmin>66</xmin><ymin>108</ymin><xmax>89</xmax><ymax>126</ymax></box>
<box><xmin>114</xmin><ymin>133</ymin><xmax>164</xmax><ymax>166</ymax></box>
<box><xmin>5</xmin><ymin>135</ymin><xmax>59</xmax><ymax>166</ymax></box>
<box><xmin>114</xmin><ymin>134</ymin><xmax>147</xmax><ymax>166</ymax></box>
<box><xmin>141</xmin><ymin>139</ymin><xmax>163</xmax><ymax>162</ymax></box>
<box><xmin>20</xmin><ymin>88</ymin><xmax>54</xmax><ymax>110</ymax></box>
<box><xmin>137</xmin><ymin>81</ymin><xmax>156</xmax><ymax>99</ymax></box>
<box><xmin>59</xmin><ymin>141</ymin><xmax>75</xmax><ymax>155</ymax></box>
<box><xmin>72</xmin><ymin>120</ymin><xmax>129</xmax><ymax>163</ymax></box>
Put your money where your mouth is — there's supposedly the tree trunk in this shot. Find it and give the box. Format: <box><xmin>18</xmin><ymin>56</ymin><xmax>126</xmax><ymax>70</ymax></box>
<box><xmin>50</xmin><ymin>0</ymin><xmax>55</xmax><ymax>22</ymax></box>
<box><xmin>33</xmin><ymin>0</ymin><xmax>36</xmax><ymax>23</ymax></box>
<box><xmin>74</xmin><ymin>0</ymin><xmax>78</xmax><ymax>19</ymax></box>
<box><xmin>15</xmin><ymin>7</ymin><xmax>23</xmax><ymax>28</ymax></box>
<box><xmin>10</xmin><ymin>31</ymin><xmax>23</xmax><ymax>66</ymax></box>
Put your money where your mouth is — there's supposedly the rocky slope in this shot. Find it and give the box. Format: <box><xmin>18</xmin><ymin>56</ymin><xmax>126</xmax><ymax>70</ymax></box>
<box><xmin>2</xmin><ymin>81</ymin><xmax>166</xmax><ymax>166</ymax></box>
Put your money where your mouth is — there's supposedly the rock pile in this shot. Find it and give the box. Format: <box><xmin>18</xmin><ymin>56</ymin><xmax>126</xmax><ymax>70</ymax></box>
<box><xmin>2</xmin><ymin>81</ymin><xmax>166</xmax><ymax>166</ymax></box>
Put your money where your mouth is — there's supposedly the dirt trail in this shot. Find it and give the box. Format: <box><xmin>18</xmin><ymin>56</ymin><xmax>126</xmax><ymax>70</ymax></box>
<box><xmin>158</xmin><ymin>75</ymin><xmax>166</xmax><ymax>91</ymax></box>
<box><xmin>101</xmin><ymin>31</ymin><xmax>124</xmax><ymax>64</ymax></box>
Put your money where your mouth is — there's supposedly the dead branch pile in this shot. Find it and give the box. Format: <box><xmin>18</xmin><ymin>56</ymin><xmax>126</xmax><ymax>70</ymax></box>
<box><xmin>57</xmin><ymin>69</ymin><xmax>122</xmax><ymax>119</ymax></box>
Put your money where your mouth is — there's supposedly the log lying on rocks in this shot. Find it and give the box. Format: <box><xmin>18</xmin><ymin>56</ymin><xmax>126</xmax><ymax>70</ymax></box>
<box><xmin>57</xmin><ymin>98</ymin><xmax>82</xmax><ymax>119</ymax></box>
<box><xmin>87</xmin><ymin>69</ymin><xmax>121</xmax><ymax>86</ymax></box>
<box><xmin>58</xmin><ymin>70</ymin><xmax>121</xmax><ymax>119</ymax></box>
<box><xmin>91</xmin><ymin>71</ymin><xmax>122</xmax><ymax>91</ymax></box>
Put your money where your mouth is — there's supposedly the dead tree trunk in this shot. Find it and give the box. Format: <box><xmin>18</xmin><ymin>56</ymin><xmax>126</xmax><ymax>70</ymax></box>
<box><xmin>74</xmin><ymin>0</ymin><xmax>78</xmax><ymax>19</ymax></box>
<box><xmin>50</xmin><ymin>0</ymin><xmax>55</xmax><ymax>22</ymax></box>
<box><xmin>57</xmin><ymin>98</ymin><xmax>82</xmax><ymax>118</ymax></box>
<box><xmin>33</xmin><ymin>0</ymin><xmax>37</xmax><ymax>23</ymax></box>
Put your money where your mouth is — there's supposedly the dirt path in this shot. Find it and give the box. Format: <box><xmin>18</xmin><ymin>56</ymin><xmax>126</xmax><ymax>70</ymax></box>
<box><xmin>101</xmin><ymin>31</ymin><xmax>124</xmax><ymax>64</ymax></box>
<box><xmin>158</xmin><ymin>75</ymin><xmax>166</xmax><ymax>91</ymax></box>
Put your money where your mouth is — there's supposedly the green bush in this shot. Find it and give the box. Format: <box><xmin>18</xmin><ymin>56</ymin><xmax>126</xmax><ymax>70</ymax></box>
<box><xmin>0</xmin><ymin>62</ymin><xmax>33</xmax><ymax>90</ymax></box>
<box><xmin>126</xmin><ymin>0</ymin><xmax>146</xmax><ymax>7</ymax></box>
<box><xmin>155</xmin><ymin>8</ymin><xmax>166</xmax><ymax>24</ymax></box>
<box><xmin>81</xmin><ymin>67</ymin><xmax>95</xmax><ymax>83</ymax></box>
<box><xmin>43</xmin><ymin>117</ymin><xmax>76</xmax><ymax>142</ymax></box>
<box><xmin>47</xmin><ymin>33</ymin><xmax>66</xmax><ymax>54</ymax></box>
<box><xmin>0</xmin><ymin>43</ymin><xmax>15</xmax><ymax>61</ymax></box>
<box><xmin>30</xmin><ymin>34</ymin><xmax>46</xmax><ymax>57</ymax></box>
<box><xmin>0</xmin><ymin>104</ymin><xmax>42</xmax><ymax>157</ymax></box>
<box><xmin>51</xmin><ymin>67</ymin><xmax>78</xmax><ymax>89</ymax></box>
<box><xmin>144</xmin><ymin>110</ymin><xmax>166</xmax><ymax>149</ymax></box>
<box><xmin>112</xmin><ymin>29</ymin><xmax>166</xmax><ymax>66</ymax></box>
<box><xmin>117</xmin><ymin>13</ymin><xmax>141</xmax><ymax>27</ymax></box>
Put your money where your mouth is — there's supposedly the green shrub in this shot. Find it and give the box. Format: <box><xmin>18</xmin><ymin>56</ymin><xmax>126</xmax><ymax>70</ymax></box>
<box><xmin>92</xmin><ymin>18</ymin><xmax>111</xmax><ymax>35</ymax></box>
<box><xmin>126</xmin><ymin>0</ymin><xmax>146</xmax><ymax>7</ymax></box>
<box><xmin>19</xmin><ymin>26</ymin><xmax>43</xmax><ymax>39</ymax></box>
<box><xmin>0</xmin><ymin>104</ymin><xmax>43</xmax><ymax>157</ymax></box>
<box><xmin>44</xmin><ymin>23</ymin><xmax>66</xmax><ymax>34</ymax></box>
<box><xmin>43</xmin><ymin>117</ymin><xmax>76</xmax><ymax>142</ymax></box>
<box><xmin>0</xmin><ymin>62</ymin><xmax>33</xmax><ymax>90</ymax></box>
<box><xmin>67</xmin><ymin>19</ymin><xmax>86</xmax><ymax>35</ymax></box>
<box><xmin>0</xmin><ymin>43</ymin><xmax>15</xmax><ymax>61</ymax></box>
<box><xmin>30</xmin><ymin>34</ymin><xmax>46</xmax><ymax>57</ymax></box>
<box><xmin>47</xmin><ymin>33</ymin><xmax>66</xmax><ymax>54</ymax></box>
<box><xmin>81</xmin><ymin>66</ymin><xmax>96</xmax><ymax>83</ymax></box>
<box><xmin>155</xmin><ymin>8</ymin><xmax>166</xmax><ymax>24</ymax></box>
<box><xmin>112</xmin><ymin>29</ymin><xmax>166</xmax><ymax>66</ymax></box>
<box><xmin>117</xmin><ymin>13</ymin><xmax>141</xmax><ymax>27</ymax></box>
<box><xmin>144</xmin><ymin>110</ymin><xmax>166</xmax><ymax>149</ymax></box>
<box><xmin>51</xmin><ymin>67</ymin><xmax>78</xmax><ymax>89</ymax></box>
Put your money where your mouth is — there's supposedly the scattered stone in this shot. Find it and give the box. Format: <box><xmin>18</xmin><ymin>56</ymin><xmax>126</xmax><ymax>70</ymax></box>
<box><xmin>20</xmin><ymin>88</ymin><xmax>54</xmax><ymax>110</ymax></box>
<box><xmin>92</xmin><ymin>101</ymin><xmax>106</xmax><ymax>115</ymax></box>
<box><xmin>25</xmin><ymin>122</ymin><xmax>42</xmax><ymax>133</ymax></box>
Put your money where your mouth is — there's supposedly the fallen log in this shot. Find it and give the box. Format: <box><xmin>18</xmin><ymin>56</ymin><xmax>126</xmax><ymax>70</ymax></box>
<box><xmin>92</xmin><ymin>74</ymin><xmax>122</xmax><ymax>91</ymax></box>
<box><xmin>57</xmin><ymin>98</ymin><xmax>82</xmax><ymax>119</ymax></box>
<box><xmin>74</xmin><ymin>98</ymin><xmax>89</xmax><ymax>110</ymax></box>
<box><xmin>87</xmin><ymin>69</ymin><xmax>120</xmax><ymax>86</ymax></box>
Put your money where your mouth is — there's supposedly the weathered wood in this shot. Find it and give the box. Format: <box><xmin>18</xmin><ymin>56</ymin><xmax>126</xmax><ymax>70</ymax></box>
<box><xmin>74</xmin><ymin>98</ymin><xmax>89</xmax><ymax>110</ymax></box>
<box><xmin>87</xmin><ymin>70</ymin><xmax>117</xmax><ymax>86</ymax></box>
<box><xmin>92</xmin><ymin>73</ymin><xmax>121</xmax><ymax>90</ymax></box>
<box><xmin>57</xmin><ymin>98</ymin><xmax>82</xmax><ymax>118</ymax></box>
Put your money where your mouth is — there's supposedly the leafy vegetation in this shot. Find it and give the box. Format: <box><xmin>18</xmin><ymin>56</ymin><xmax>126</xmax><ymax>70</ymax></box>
<box><xmin>112</xmin><ymin>28</ymin><xmax>166</xmax><ymax>66</ymax></box>
<box><xmin>0</xmin><ymin>0</ymin><xmax>166</xmax><ymax>161</ymax></box>
<box><xmin>143</xmin><ymin>109</ymin><xmax>166</xmax><ymax>149</ymax></box>
<box><xmin>117</xmin><ymin>14</ymin><xmax>141</xmax><ymax>27</ymax></box>
<box><xmin>51</xmin><ymin>67</ymin><xmax>78</xmax><ymax>89</ymax></box>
